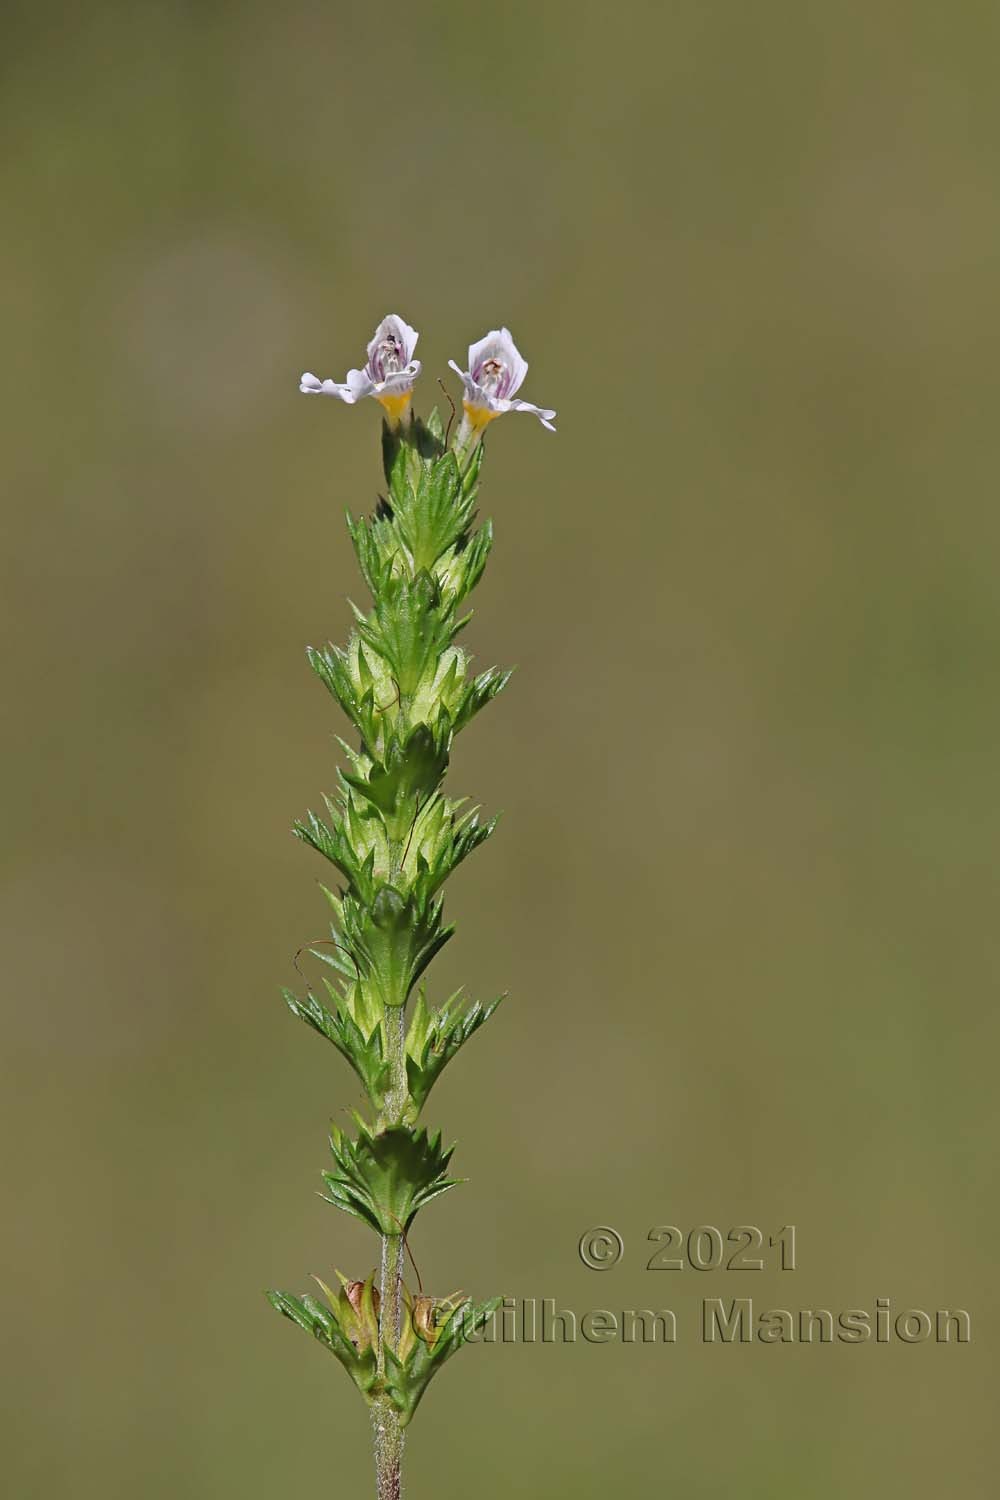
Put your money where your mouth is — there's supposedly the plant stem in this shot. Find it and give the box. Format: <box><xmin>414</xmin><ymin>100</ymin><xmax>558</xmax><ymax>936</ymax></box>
<box><xmin>373</xmin><ymin>1005</ymin><xmax>408</xmax><ymax>1495</ymax></box>
<box><xmin>371</xmin><ymin>1394</ymin><xmax>405</xmax><ymax>1500</ymax></box>
<box><xmin>383</xmin><ymin>1005</ymin><xmax>408</xmax><ymax>1122</ymax></box>
<box><xmin>378</xmin><ymin>1230</ymin><xmax>405</xmax><ymax>1361</ymax></box>
<box><xmin>379</xmin><ymin>1003</ymin><xmax>407</xmax><ymax>1353</ymax></box>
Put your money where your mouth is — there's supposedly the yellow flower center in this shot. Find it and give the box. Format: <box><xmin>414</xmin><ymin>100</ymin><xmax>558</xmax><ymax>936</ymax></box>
<box><xmin>376</xmin><ymin>391</ymin><xmax>412</xmax><ymax>424</ymax></box>
<box><xmin>463</xmin><ymin>399</ymin><xmax>498</xmax><ymax>432</ymax></box>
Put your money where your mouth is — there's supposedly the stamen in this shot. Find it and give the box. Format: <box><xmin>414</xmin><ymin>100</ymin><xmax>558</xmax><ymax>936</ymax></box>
<box><xmin>477</xmin><ymin>357</ymin><xmax>506</xmax><ymax>397</ymax></box>
<box><xmin>381</xmin><ymin>336</ymin><xmax>403</xmax><ymax>373</ymax></box>
<box><xmin>371</xmin><ymin>334</ymin><xmax>405</xmax><ymax>383</ymax></box>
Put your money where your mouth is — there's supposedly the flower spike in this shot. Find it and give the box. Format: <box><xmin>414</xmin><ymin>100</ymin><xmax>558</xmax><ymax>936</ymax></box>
<box><xmin>274</xmin><ymin>318</ymin><xmax>553</xmax><ymax>1500</ymax></box>
<box><xmin>301</xmin><ymin>314</ymin><xmax>421</xmax><ymax>424</ymax></box>
<box><xmin>448</xmin><ymin>327</ymin><xmax>556</xmax><ymax>440</ymax></box>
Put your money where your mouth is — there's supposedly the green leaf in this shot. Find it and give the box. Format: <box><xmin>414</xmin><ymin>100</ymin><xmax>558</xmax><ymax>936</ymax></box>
<box><xmin>356</xmin><ymin>571</ymin><xmax>457</xmax><ymax>698</ymax></box>
<box><xmin>381</xmin><ymin>422</ymin><xmax>412</xmax><ymax>504</ymax></box>
<box><xmin>406</xmin><ymin>993</ymin><xmax>504</xmax><ymax>1113</ymax></box>
<box><xmin>347</xmin><ymin>510</ymin><xmax>400</xmax><ymax>598</ymax></box>
<box><xmin>395</xmin><ymin>451</ymin><xmax>476</xmax><ymax>573</ymax></box>
<box><xmin>340</xmin><ymin>884</ymin><xmax>454</xmax><ymax>1009</ymax></box>
<box><xmin>450</xmin><ymin>665</ymin><xmax>514</xmax><ymax>733</ymax></box>
<box><xmin>321</xmin><ymin>1121</ymin><xmax>461</xmax><ymax>1235</ymax></box>
<box><xmin>343</xmin><ymin>723</ymin><xmax>449</xmax><ymax>824</ymax></box>
<box><xmin>292</xmin><ymin>807</ymin><xmax>379</xmax><ymax>904</ymax></box>
<box><xmin>384</xmin><ymin>1296</ymin><xmax>503</xmax><ymax>1424</ymax></box>
<box><xmin>422</xmin><ymin>406</ymin><xmax>445</xmax><ymax>445</ymax></box>
<box><xmin>409</xmin><ymin>805</ymin><xmax>497</xmax><ymax>903</ymax></box>
<box><xmin>266</xmin><ymin>1289</ymin><xmax>380</xmax><ymax>1400</ymax></box>
<box><xmin>436</xmin><ymin>519</ymin><xmax>493</xmax><ymax>601</ymax></box>
<box><xmin>306</xmin><ymin>643</ymin><xmax>380</xmax><ymax>747</ymax></box>
<box><xmin>282</xmin><ymin>987</ymin><xmax>389</xmax><ymax>1106</ymax></box>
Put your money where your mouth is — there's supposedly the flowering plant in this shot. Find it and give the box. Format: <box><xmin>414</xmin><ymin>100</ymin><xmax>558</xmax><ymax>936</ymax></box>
<box><xmin>269</xmin><ymin>316</ymin><xmax>553</xmax><ymax>1499</ymax></box>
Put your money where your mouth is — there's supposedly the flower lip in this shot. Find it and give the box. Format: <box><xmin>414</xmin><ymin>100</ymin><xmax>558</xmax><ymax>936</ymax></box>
<box><xmin>449</xmin><ymin>326</ymin><xmax>555</xmax><ymax>433</ymax></box>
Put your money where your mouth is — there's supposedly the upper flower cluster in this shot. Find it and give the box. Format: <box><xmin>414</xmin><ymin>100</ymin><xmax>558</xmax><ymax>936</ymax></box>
<box><xmin>300</xmin><ymin>315</ymin><xmax>555</xmax><ymax>437</ymax></box>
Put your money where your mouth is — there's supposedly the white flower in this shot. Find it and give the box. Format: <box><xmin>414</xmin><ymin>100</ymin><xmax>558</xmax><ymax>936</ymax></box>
<box><xmin>448</xmin><ymin>328</ymin><xmax>556</xmax><ymax>434</ymax></box>
<box><xmin>300</xmin><ymin>314</ymin><xmax>421</xmax><ymax>423</ymax></box>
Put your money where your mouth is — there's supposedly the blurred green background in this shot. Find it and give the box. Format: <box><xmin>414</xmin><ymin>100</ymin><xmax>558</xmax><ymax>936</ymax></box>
<box><xmin>4</xmin><ymin>2</ymin><xmax>998</xmax><ymax>1495</ymax></box>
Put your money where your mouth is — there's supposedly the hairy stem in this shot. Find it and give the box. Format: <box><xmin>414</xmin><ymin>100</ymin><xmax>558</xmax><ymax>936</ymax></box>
<box><xmin>379</xmin><ymin>1002</ymin><xmax>407</xmax><ymax>1355</ymax></box>
<box><xmin>378</xmin><ymin>1230</ymin><xmax>405</xmax><ymax>1361</ymax></box>
<box><xmin>383</xmin><ymin>1005</ymin><xmax>408</xmax><ymax>1123</ymax></box>
<box><xmin>371</xmin><ymin>1394</ymin><xmax>405</xmax><ymax>1500</ymax></box>
<box><xmin>373</xmin><ymin>1004</ymin><xmax>407</xmax><ymax>1494</ymax></box>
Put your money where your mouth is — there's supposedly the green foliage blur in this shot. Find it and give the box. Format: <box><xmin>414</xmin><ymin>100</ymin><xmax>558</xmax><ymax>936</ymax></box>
<box><xmin>3</xmin><ymin>3</ymin><xmax>998</xmax><ymax>1496</ymax></box>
